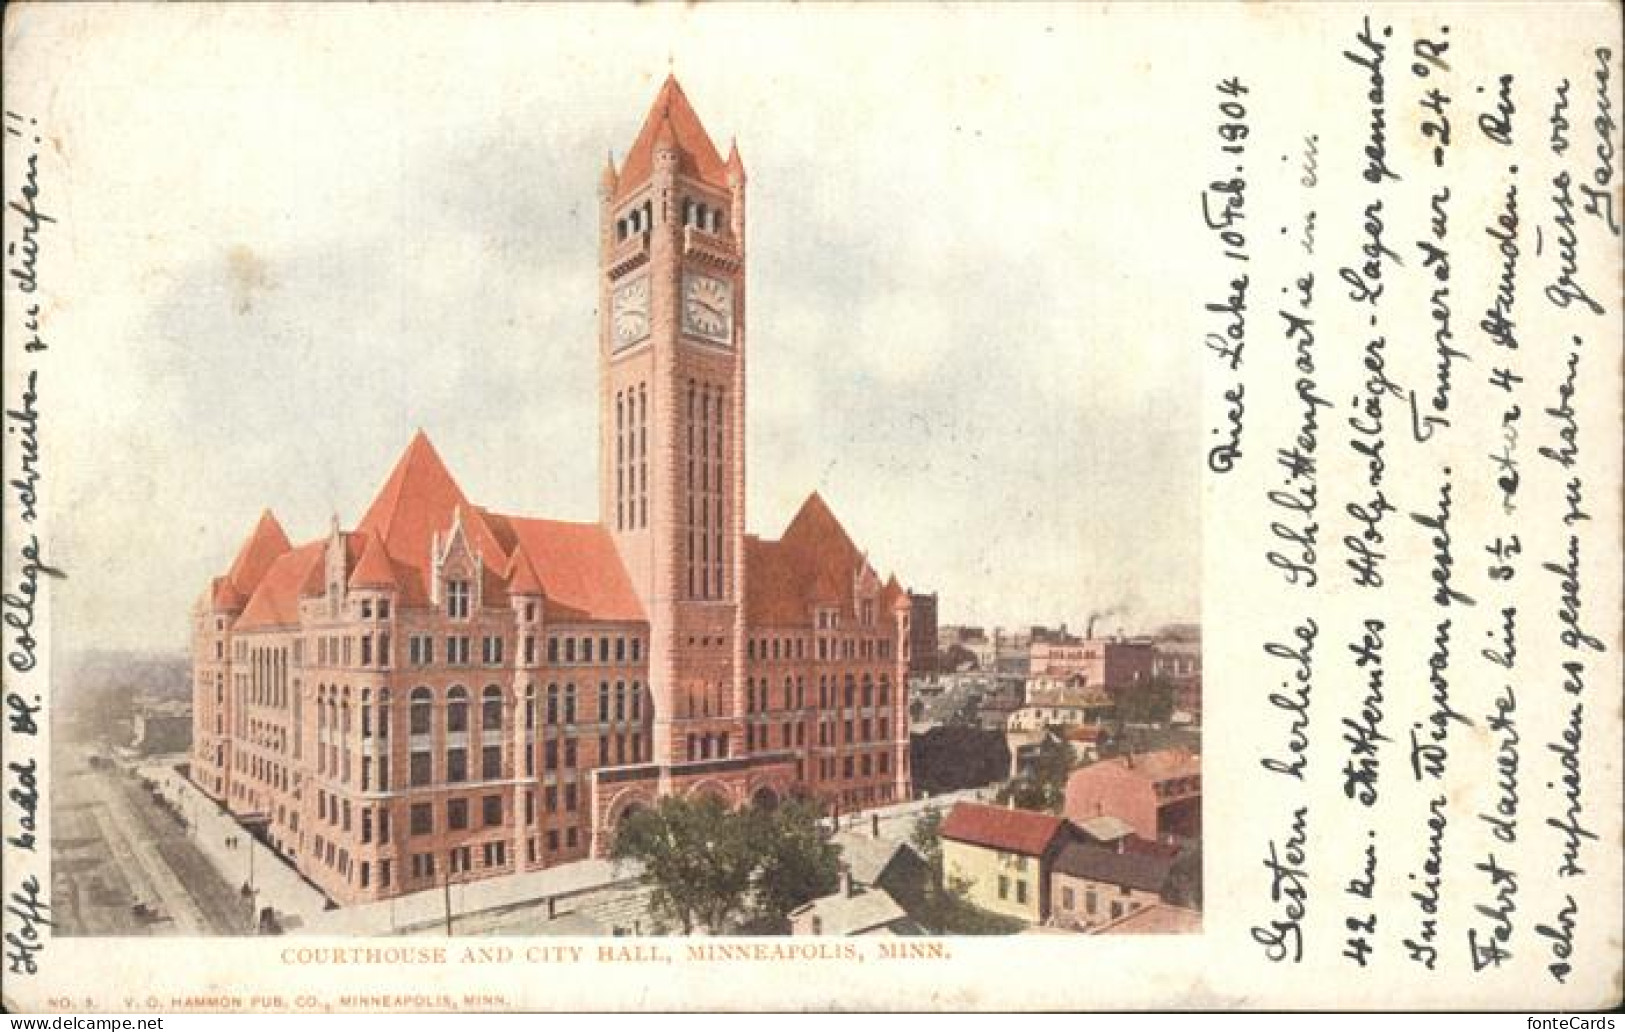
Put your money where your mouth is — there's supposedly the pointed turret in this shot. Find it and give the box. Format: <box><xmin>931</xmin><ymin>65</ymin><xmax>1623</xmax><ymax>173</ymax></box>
<box><xmin>613</xmin><ymin>74</ymin><xmax>727</xmax><ymax>202</ymax></box>
<box><xmin>221</xmin><ymin>508</ymin><xmax>292</xmax><ymax>606</ymax></box>
<box><xmin>726</xmin><ymin>138</ymin><xmax>746</xmax><ymax>186</ymax></box>
<box><xmin>600</xmin><ymin>151</ymin><xmax>619</xmax><ymax>199</ymax></box>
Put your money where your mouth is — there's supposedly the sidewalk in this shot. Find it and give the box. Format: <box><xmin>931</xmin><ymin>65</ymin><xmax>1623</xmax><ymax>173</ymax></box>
<box><xmin>141</xmin><ymin>760</ymin><xmax>644</xmax><ymax>936</ymax></box>
<box><xmin>140</xmin><ymin>762</ymin><xmax>331</xmax><ymax>931</ymax></box>
<box><xmin>828</xmin><ymin>786</ymin><xmax>996</xmax><ymax>844</ymax></box>
<box><xmin>300</xmin><ymin>856</ymin><xmax>645</xmax><ymax>936</ymax></box>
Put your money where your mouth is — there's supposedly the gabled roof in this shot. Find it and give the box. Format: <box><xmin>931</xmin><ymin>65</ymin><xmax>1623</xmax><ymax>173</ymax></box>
<box><xmin>355</xmin><ymin>431</ymin><xmax>506</xmax><ymax>604</ymax></box>
<box><xmin>614</xmin><ymin>75</ymin><xmax>728</xmax><ymax>203</ymax></box>
<box><xmin>940</xmin><ymin>802</ymin><xmax>1070</xmax><ymax>858</ymax></box>
<box><xmin>348</xmin><ymin>530</ymin><xmax>398</xmax><ymax>590</ymax></box>
<box><xmin>237</xmin><ymin>540</ymin><xmax>326</xmax><ymax>630</ymax></box>
<box><xmin>1052</xmin><ymin>840</ymin><xmax>1176</xmax><ymax>894</ymax></box>
<box><xmin>832</xmin><ymin>833</ymin><xmax>925</xmax><ymax>886</ymax></box>
<box><xmin>789</xmin><ymin>887</ymin><xmax>909</xmax><ymax>936</ymax></box>
<box><xmin>494</xmin><ymin>514</ymin><xmax>644</xmax><ymax>622</ymax></box>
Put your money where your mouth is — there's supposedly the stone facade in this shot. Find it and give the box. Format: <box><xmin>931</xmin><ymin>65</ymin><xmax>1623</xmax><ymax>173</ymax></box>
<box><xmin>189</xmin><ymin>76</ymin><xmax>913</xmax><ymax>905</ymax></box>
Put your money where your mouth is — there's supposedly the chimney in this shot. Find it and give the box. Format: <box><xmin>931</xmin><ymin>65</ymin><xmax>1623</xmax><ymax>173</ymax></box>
<box><xmin>840</xmin><ymin>866</ymin><xmax>856</xmax><ymax>898</ymax></box>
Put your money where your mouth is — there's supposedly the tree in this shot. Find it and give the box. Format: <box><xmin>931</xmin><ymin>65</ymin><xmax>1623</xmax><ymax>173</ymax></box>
<box><xmin>611</xmin><ymin>795</ymin><xmax>757</xmax><ymax>934</ymax></box>
<box><xmin>1115</xmin><ymin>678</ymin><xmax>1176</xmax><ymax>727</ymax></box>
<box><xmin>911</xmin><ymin>725</ymin><xmax>1009</xmax><ymax>795</ymax></box>
<box><xmin>612</xmin><ymin>794</ymin><xmax>840</xmax><ymax>934</ymax></box>
<box><xmin>749</xmin><ymin>798</ymin><xmax>841</xmax><ymax>927</ymax></box>
<box><xmin>995</xmin><ymin>732</ymin><xmax>1072</xmax><ymax>813</ymax></box>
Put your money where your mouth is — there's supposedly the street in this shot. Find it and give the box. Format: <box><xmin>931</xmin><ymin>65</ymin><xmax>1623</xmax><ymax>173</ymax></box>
<box><xmin>52</xmin><ymin>746</ymin><xmax>253</xmax><ymax>936</ymax></box>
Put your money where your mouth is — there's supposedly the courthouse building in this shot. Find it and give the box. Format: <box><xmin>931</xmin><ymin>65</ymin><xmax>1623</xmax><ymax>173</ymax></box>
<box><xmin>189</xmin><ymin>77</ymin><xmax>915</xmax><ymax>905</ymax></box>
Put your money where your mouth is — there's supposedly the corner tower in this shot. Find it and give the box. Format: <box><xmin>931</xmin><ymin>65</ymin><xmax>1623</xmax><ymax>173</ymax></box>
<box><xmin>599</xmin><ymin>76</ymin><xmax>747</xmax><ymax>770</ymax></box>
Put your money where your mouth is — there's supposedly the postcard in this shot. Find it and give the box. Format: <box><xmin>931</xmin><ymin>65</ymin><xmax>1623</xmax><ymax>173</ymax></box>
<box><xmin>2</xmin><ymin>1</ymin><xmax>1620</xmax><ymax>1012</ymax></box>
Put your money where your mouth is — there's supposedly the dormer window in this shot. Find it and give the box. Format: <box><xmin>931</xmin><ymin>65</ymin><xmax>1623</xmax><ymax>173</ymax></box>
<box><xmin>447</xmin><ymin>580</ymin><xmax>471</xmax><ymax>619</ymax></box>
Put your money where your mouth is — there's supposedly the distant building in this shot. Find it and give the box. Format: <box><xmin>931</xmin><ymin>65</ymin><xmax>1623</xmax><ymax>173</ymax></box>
<box><xmin>1028</xmin><ymin>637</ymin><xmax>1154</xmax><ymax>691</ymax></box>
<box><xmin>1064</xmin><ymin>749</ymin><xmax>1201</xmax><ymax>844</ymax></box>
<box><xmin>1027</xmin><ymin>624</ymin><xmax>1080</xmax><ymax>647</ymax></box>
<box><xmin>1005</xmin><ymin>686</ymin><xmax>1115</xmax><ymax>732</ymax></box>
<box><xmin>907</xmin><ymin>592</ymin><xmax>939</xmax><ymax>676</ymax></box>
<box><xmin>1151</xmin><ymin>630</ymin><xmax>1202</xmax><ymax>722</ymax></box>
<box><xmin>939</xmin><ymin>802</ymin><xmax>1072</xmax><ymax>925</ymax></box>
<box><xmin>131</xmin><ymin>702</ymin><xmax>192</xmax><ymax>756</ymax></box>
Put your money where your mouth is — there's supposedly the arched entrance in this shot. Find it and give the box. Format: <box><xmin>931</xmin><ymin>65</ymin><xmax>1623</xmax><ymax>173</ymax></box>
<box><xmin>750</xmin><ymin>786</ymin><xmax>780</xmax><ymax>812</ymax></box>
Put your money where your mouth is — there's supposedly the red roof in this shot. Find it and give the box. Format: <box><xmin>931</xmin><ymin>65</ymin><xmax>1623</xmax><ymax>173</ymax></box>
<box><xmin>219</xmin><ymin>509</ymin><xmax>290</xmax><ymax>608</ymax></box>
<box><xmin>354</xmin><ymin>431</ymin><xmax>506</xmax><ymax>604</ymax></box>
<box><xmin>940</xmin><ymin>802</ymin><xmax>1069</xmax><ymax>857</ymax></box>
<box><xmin>494</xmin><ymin>515</ymin><xmax>644</xmax><ymax>622</ymax></box>
<box><xmin>745</xmin><ymin>492</ymin><xmax>876</xmax><ymax>626</ymax></box>
<box><xmin>614</xmin><ymin>75</ymin><xmax>728</xmax><ymax>203</ymax></box>
<box><xmin>237</xmin><ymin>541</ymin><xmax>326</xmax><ymax>630</ymax></box>
<box><xmin>348</xmin><ymin>530</ymin><xmax>397</xmax><ymax>590</ymax></box>
<box><xmin>221</xmin><ymin>432</ymin><xmax>647</xmax><ymax>627</ymax></box>
<box><xmin>506</xmin><ymin>545</ymin><xmax>543</xmax><ymax>597</ymax></box>
<box><xmin>1071</xmin><ymin>749</ymin><xmax>1201</xmax><ymax>786</ymax></box>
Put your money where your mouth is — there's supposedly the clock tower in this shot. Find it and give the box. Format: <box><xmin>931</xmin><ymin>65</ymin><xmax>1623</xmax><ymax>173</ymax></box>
<box><xmin>598</xmin><ymin>76</ymin><xmax>748</xmax><ymax>774</ymax></box>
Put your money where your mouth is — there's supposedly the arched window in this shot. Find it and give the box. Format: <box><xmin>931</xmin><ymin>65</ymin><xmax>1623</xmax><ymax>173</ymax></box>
<box><xmin>862</xmin><ymin>675</ymin><xmax>873</xmax><ymax>708</ymax></box>
<box><xmin>482</xmin><ymin>685</ymin><xmax>503</xmax><ymax>732</ymax></box>
<box><xmin>378</xmin><ymin>688</ymin><xmax>391</xmax><ymax>739</ymax></box>
<box><xmin>447</xmin><ymin>686</ymin><xmax>469</xmax><ymax>734</ymax></box>
<box><xmin>546</xmin><ymin>684</ymin><xmax>559</xmax><ymax>726</ymax></box>
<box><xmin>564</xmin><ymin>683</ymin><xmax>577</xmax><ymax>725</ymax></box>
<box><xmin>409</xmin><ymin>687</ymin><xmax>432</xmax><ymax>735</ymax></box>
<box><xmin>525</xmin><ymin>685</ymin><xmax>536</xmax><ymax>730</ymax></box>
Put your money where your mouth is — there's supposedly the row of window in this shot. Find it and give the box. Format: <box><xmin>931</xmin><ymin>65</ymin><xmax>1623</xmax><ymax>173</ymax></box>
<box><xmin>812</xmin><ymin>751</ymin><xmax>893</xmax><ymax>781</ymax></box>
<box><xmin>745</xmin><ymin>673</ymin><xmax>894</xmax><ymax>713</ymax></box>
<box><xmin>747</xmin><ymin>635</ymin><xmax>894</xmax><ymax>663</ymax></box>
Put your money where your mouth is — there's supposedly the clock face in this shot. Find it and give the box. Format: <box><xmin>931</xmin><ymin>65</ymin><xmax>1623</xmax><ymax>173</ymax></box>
<box><xmin>682</xmin><ymin>272</ymin><xmax>733</xmax><ymax>344</ymax></box>
<box><xmin>610</xmin><ymin>275</ymin><xmax>650</xmax><ymax>350</ymax></box>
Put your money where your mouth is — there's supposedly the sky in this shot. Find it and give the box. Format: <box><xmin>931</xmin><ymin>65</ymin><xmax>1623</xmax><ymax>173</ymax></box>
<box><xmin>12</xmin><ymin>4</ymin><xmax>1204</xmax><ymax>654</ymax></box>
